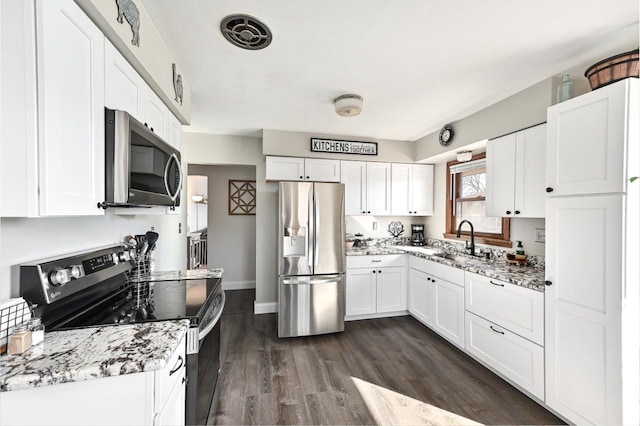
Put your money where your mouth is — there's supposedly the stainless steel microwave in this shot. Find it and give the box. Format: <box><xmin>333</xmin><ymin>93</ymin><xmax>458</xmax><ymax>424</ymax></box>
<box><xmin>101</xmin><ymin>108</ymin><xmax>183</xmax><ymax>209</ymax></box>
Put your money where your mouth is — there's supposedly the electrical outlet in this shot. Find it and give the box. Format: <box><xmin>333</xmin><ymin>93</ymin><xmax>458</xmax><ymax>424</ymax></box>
<box><xmin>372</xmin><ymin>221</ymin><xmax>378</xmax><ymax>230</ymax></box>
<box><xmin>535</xmin><ymin>228</ymin><xmax>545</xmax><ymax>243</ymax></box>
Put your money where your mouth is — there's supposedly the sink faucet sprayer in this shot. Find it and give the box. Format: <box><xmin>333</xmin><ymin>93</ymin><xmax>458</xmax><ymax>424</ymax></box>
<box><xmin>456</xmin><ymin>220</ymin><xmax>475</xmax><ymax>256</ymax></box>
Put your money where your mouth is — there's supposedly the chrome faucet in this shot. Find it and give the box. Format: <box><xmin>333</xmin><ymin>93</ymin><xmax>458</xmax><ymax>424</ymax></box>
<box><xmin>456</xmin><ymin>220</ymin><xmax>475</xmax><ymax>256</ymax></box>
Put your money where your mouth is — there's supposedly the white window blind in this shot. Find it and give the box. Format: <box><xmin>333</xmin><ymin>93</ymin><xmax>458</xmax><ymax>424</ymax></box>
<box><xmin>449</xmin><ymin>159</ymin><xmax>485</xmax><ymax>175</ymax></box>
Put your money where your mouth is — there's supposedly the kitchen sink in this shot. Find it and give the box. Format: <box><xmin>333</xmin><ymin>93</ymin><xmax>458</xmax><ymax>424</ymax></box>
<box><xmin>431</xmin><ymin>252</ymin><xmax>480</xmax><ymax>266</ymax></box>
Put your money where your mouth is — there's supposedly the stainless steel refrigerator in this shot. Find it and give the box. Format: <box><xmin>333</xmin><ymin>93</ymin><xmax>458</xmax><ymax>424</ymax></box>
<box><xmin>278</xmin><ymin>181</ymin><xmax>345</xmax><ymax>338</ymax></box>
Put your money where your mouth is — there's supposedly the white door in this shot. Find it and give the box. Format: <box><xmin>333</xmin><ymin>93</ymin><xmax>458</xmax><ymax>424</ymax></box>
<box><xmin>411</xmin><ymin>164</ymin><xmax>434</xmax><ymax>215</ymax></box>
<box><xmin>140</xmin><ymin>91</ymin><xmax>167</xmax><ymax>139</ymax></box>
<box><xmin>346</xmin><ymin>269</ymin><xmax>376</xmax><ymax>316</ymax></box>
<box><xmin>486</xmin><ymin>133</ymin><xmax>516</xmax><ymax>217</ymax></box>
<box><xmin>376</xmin><ymin>266</ymin><xmax>407</xmax><ymax>313</ymax></box>
<box><xmin>545</xmin><ymin>195</ymin><xmax>623</xmax><ymax>425</ymax></box>
<box><xmin>366</xmin><ymin>162</ymin><xmax>391</xmax><ymax>215</ymax></box>
<box><xmin>391</xmin><ymin>163</ymin><xmax>411</xmax><ymax>215</ymax></box>
<box><xmin>266</xmin><ymin>156</ymin><xmax>305</xmax><ymax>181</ymax></box>
<box><xmin>432</xmin><ymin>277</ymin><xmax>464</xmax><ymax>348</ymax></box>
<box><xmin>546</xmin><ymin>79</ymin><xmax>631</xmax><ymax>196</ymax></box>
<box><xmin>104</xmin><ymin>40</ymin><xmax>143</xmax><ymax>119</ymax></box>
<box><xmin>340</xmin><ymin>161</ymin><xmax>367</xmax><ymax>215</ymax></box>
<box><xmin>408</xmin><ymin>268</ymin><xmax>432</xmax><ymax>326</ymax></box>
<box><xmin>36</xmin><ymin>0</ymin><xmax>105</xmax><ymax>216</ymax></box>
<box><xmin>154</xmin><ymin>380</ymin><xmax>186</xmax><ymax>426</ymax></box>
<box><xmin>304</xmin><ymin>158</ymin><xmax>340</xmax><ymax>182</ymax></box>
<box><xmin>514</xmin><ymin>124</ymin><xmax>546</xmax><ymax>217</ymax></box>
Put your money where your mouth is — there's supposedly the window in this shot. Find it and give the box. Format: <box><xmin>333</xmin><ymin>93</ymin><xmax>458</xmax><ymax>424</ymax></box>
<box><xmin>444</xmin><ymin>153</ymin><xmax>511</xmax><ymax>247</ymax></box>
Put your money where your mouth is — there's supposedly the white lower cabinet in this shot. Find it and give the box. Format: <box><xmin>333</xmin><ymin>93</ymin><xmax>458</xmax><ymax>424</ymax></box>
<box><xmin>0</xmin><ymin>337</ymin><xmax>187</xmax><ymax>426</ymax></box>
<box><xmin>407</xmin><ymin>256</ymin><xmax>465</xmax><ymax>348</ymax></box>
<box><xmin>465</xmin><ymin>311</ymin><xmax>544</xmax><ymax>400</ymax></box>
<box><xmin>465</xmin><ymin>272</ymin><xmax>544</xmax><ymax>345</ymax></box>
<box><xmin>346</xmin><ymin>255</ymin><xmax>407</xmax><ymax>318</ymax></box>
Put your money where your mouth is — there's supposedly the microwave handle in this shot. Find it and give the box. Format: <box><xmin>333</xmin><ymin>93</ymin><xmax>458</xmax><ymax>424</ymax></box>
<box><xmin>164</xmin><ymin>153</ymin><xmax>183</xmax><ymax>202</ymax></box>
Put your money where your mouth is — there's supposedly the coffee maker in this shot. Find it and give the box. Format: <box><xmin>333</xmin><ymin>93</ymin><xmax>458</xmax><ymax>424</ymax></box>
<box><xmin>411</xmin><ymin>224</ymin><xmax>425</xmax><ymax>246</ymax></box>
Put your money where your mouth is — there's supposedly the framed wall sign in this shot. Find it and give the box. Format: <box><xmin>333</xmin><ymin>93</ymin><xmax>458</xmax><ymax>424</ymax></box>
<box><xmin>310</xmin><ymin>138</ymin><xmax>378</xmax><ymax>156</ymax></box>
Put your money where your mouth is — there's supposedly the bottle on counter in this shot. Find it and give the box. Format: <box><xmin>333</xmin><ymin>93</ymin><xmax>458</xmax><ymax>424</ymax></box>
<box><xmin>8</xmin><ymin>324</ymin><xmax>32</xmax><ymax>355</ymax></box>
<box><xmin>29</xmin><ymin>317</ymin><xmax>45</xmax><ymax>345</ymax></box>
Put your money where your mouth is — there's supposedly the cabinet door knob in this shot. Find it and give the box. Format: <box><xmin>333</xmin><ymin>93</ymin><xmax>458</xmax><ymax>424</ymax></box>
<box><xmin>546</xmin><ymin>187</ymin><xmax>554</xmax><ymax>193</ymax></box>
<box><xmin>545</xmin><ymin>280</ymin><xmax>552</xmax><ymax>286</ymax></box>
<box><xmin>515</xmin><ymin>210</ymin><xmax>521</xmax><ymax>215</ymax></box>
<box><xmin>367</xmin><ymin>211</ymin><xmax>371</xmax><ymax>214</ymax></box>
<box><xmin>372</xmin><ymin>270</ymin><xmax>376</xmax><ymax>274</ymax></box>
<box><xmin>299</xmin><ymin>176</ymin><xmax>303</xmax><ymax>179</ymax></box>
<box><xmin>362</xmin><ymin>211</ymin><xmax>365</xmax><ymax>214</ymax></box>
<box><xmin>506</xmin><ymin>210</ymin><xmax>511</xmax><ymax>215</ymax></box>
<box><xmin>306</xmin><ymin>176</ymin><xmax>309</xmax><ymax>179</ymax></box>
<box><xmin>378</xmin><ymin>270</ymin><xmax>382</xmax><ymax>273</ymax></box>
<box><xmin>427</xmin><ymin>277</ymin><xmax>431</xmax><ymax>281</ymax></box>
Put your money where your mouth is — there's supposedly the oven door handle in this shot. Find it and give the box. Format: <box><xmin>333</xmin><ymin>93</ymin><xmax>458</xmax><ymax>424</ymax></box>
<box><xmin>198</xmin><ymin>290</ymin><xmax>225</xmax><ymax>341</ymax></box>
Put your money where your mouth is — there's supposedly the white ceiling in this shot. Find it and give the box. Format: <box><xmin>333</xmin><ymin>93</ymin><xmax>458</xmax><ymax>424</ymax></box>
<box><xmin>143</xmin><ymin>0</ymin><xmax>639</xmax><ymax>141</ymax></box>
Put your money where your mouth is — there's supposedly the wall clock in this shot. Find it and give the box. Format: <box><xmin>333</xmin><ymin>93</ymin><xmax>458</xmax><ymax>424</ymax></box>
<box><xmin>439</xmin><ymin>124</ymin><xmax>454</xmax><ymax>146</ymax></box>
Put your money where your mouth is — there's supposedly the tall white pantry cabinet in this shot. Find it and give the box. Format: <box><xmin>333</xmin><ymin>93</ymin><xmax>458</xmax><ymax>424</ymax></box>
<box><xmin>545</xmin><ymin>78</ymin><xmax>639</xmax><ymax>425</ymax></box>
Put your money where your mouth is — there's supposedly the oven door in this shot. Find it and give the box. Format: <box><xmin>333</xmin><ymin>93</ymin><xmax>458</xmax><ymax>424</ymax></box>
<box><xmin>185</xmin><ymin>289</ymin><xmax>225</xmax><ymax>426</ymax></box>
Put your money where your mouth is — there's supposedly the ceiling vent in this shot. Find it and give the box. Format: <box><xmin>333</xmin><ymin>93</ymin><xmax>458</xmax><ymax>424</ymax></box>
<box><xmin>220</xmin><ymin>14</ymin><xmax>272</xmax><ymax>50</ymax></box>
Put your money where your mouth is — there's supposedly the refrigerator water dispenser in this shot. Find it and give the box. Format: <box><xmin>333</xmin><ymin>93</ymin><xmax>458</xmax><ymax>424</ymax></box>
<box><xmin>283</xmin><ymin>227</ymin><xmax>306</xmax><ymax>257</ymax></box>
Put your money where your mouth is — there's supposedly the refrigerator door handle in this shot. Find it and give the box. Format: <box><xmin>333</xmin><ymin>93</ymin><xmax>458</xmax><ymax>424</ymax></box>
<box><xmin>314</xmin><ymin>188</ymin><xmax>321</xmax><ymax>267</ymax></box>
<box><xmin>307</xmin><ymin>185</ymin><xmax>314</xmax><ymax>270</ymax></box>
<box><xmin>282</xmin><ymin>276</ymin><xmax>342</xmax><ymax>285</ymax></box>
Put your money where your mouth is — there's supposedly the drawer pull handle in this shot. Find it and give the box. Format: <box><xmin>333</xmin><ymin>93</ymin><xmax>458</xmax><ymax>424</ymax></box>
<box><xmin>489</xmin><ymin>280</ymin><xmax>504</xmax><ymax>287</ymax></box>
<box><xmin>170</xmin><ymin>355</ymin><xmax>184</xmax><ymax>376</ymax></box>
<box><xmin>490</xmin><ymin>325</ymin><xmax>505</xmax><ymax>335</ymax></box>
<box><xmin>371</xmin><ymin>260</ymin><xmax>382</xmax><ymax>263</ymax></box>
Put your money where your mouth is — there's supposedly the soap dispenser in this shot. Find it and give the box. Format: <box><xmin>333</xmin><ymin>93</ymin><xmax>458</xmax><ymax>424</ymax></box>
<box><xmin>515</xmin><ymin>241</ymin><xmax>525</xmax><ymax>256</ymax></box>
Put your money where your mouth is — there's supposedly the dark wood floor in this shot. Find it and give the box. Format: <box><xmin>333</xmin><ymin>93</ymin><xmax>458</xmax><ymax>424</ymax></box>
<box><xmin>209</xmin><ymin>289</ymin><xmax>563</xmax><ymax>425</ymax></box>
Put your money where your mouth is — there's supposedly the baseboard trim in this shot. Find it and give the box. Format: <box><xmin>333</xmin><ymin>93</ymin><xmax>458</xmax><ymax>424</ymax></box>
<box><xmin>345</xmin><ymin>311</ymin><xmax>409</xmax><ymax>321</ymax></box>
<box><xmin>223</xmin><ymin>280</ymin><xmax>256</xmax><ymax>290</ymax></box>
<box><xmin>254</xmin><ymin>301</ymin><xmax>277</xmax><ymax>315</ymax></box>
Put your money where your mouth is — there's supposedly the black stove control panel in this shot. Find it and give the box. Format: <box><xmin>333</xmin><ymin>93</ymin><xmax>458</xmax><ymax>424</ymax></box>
<box><xmin>82</xmin><ymin>253</ymin><xmax>116</xmax><ymax>274</ymax></box>
<box><xmin>20</xmin><ymin>245</ymin><xmax>134</xmax><ymax>305</ymax></box>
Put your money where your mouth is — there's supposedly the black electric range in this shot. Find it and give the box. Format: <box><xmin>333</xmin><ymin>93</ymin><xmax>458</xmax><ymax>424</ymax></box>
<box><xmin>19</xmin><ymin>245</ymin><xmax>225</xmax><ymax>426</ymax></box>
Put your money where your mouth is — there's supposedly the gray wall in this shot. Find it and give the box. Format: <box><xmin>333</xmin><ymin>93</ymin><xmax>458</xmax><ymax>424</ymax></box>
<box><xmin>0</xmin><ymin>213</ymin><xmax>186</xmax><ymax>300</ymax></box>
<box><xmin>189</xmin><ymin>165</ymin><xmax>256</xmax><ymax>289</ymax></box>
<box><xmin>182</xmin><ymin>133</ymin><xmax>277</xmax><ymax>307</ymax></box>
<box><xmin>263</xmin><ymin>129</ymin><xmax>415</xmax><ymax>163</ymax></box>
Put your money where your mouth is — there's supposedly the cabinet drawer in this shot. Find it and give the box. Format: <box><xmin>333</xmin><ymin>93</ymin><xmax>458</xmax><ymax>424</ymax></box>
<box><xmin>154</xmin><ymin>334</ymin><xmax>186</xmax><ymax>412</ymax></box>
<box><xmin>465</xmin><ymin>311</ymin><xmax>544</xmax><ymax>400</ymax></box>
<box><xmin>408</xmin><ymin>256</ymin><xmax>464</xmax><ymax>286</ymax></box>
<box><xmin>347</xmin><ymin>254</ymin><xmax>406</xmax><ymax>269</ymax></box>
<box><xmin>465</xmin><ymin>272</ymin><xmax>543</xmax><ymax>345</ymax></box>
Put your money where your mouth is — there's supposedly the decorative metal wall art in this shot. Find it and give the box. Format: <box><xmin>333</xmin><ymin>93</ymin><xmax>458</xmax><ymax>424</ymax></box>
<box><xmin>229</xmin><ymin>180</ymin><xmax>256</xmax><ymax>215</ymax></box>
<box><xmin>173</xmin><ymin>63</ymin><xmax>183</xmax><ymax>105</ymax></box>
<box><xmin>115</xmin><ymin>0</ymin><xmax>140</xmax><ymax>47</ymax></box>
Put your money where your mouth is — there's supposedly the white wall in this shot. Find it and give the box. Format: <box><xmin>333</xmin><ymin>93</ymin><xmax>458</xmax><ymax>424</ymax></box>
<box><xmin>186</xmin><ymin>175</ymin><xmax>208</xmax><ymax>233</ymax></box>
<box><xmin>0</xmin><ymin>212</ymin><xmax>185</xmax><ymax>301</ymax></box>
<box><xmin>346</xmin><ymin>215</ymin><xmax>426</xmax><ymax>239</ymax></box>
<box><xmin>189</xmin><ymin>164</ymin><xmax>256</xmax><ymax>289</ymax></box>
<box><xmin>181</xmin><ymin>132</ymin><xmax>277</xmax><ymax>306</ymax></box>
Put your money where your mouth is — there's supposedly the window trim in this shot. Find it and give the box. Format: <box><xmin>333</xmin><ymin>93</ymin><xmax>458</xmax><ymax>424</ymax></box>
<box><xmin>444</xmin><ymin>152</ymin><xmax>511</xmax><ymax>248</ymax></box>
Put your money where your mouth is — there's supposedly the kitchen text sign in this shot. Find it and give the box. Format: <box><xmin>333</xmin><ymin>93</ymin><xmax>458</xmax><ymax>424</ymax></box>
<box><xmin>310</xmin><ymin>138</ymin><xmax>378</xmax><ymax>156</ymax></box>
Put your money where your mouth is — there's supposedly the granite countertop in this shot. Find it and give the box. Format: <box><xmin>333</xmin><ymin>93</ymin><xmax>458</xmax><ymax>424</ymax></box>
<box><xmin>147</xmin><ymin>268</ymin><xmax>223</xmax><ymax>282</ymax></box>
<box><xmin>0</xmin><ymin>320</ymin><xmax>189</xmax><ymax>393</ymax></box>
<box><xmin>347</xmin><ymin>245</ymin><xmax>545</xmax><ymax>292</ymax></box>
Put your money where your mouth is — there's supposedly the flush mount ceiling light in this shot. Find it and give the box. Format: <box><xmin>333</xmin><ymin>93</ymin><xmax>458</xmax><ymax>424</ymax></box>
<box><xmin>456</xmin><ymin>151</ymin><xmax>473</xmax><ymax>162</ymax></box>
<box><xmin>334</xmin><ymin>94</ymin><xmax>364</xmax><ymax>117</ymax></box>
<box><xmin>220</xmin><ymin>14</ymin><xmax>272</xmax><ymax>50</ymax></box>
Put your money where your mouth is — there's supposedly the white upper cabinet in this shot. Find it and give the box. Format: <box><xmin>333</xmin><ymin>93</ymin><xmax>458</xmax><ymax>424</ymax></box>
<box><xmin>341</xmin><ymin>161</ymin><xmax>367</xmax><ymax>215</ymax></box>
<box><xmin>35</xmin><ymin>0</ymin><xmax>105</xmax><ymax>216</ymax></box>
<box><xmin>365</xmin><ymin>162</ymin><xmax>392</xmax><ymax>215</ymax></box>
<box><xmin>341</xmin><ymin>160</ymin><xmax>391</xmax><ymax>215</ymax></box>
<box><xmin>265</xmin><ymin>156</ymin><xmax>340</xmax><ymax>182</ymax></box>
<box><xmin>104</xmin><ymin>40</ymin><xmax>143</xmax><ymax>120</ymax></box>
<box><xmin>486</xmin><ymin>123</ymin><xmax>546</xmax><ymax>218</ymax></box>
<box><xmin>140</xmin><ymin>91</ymin><xmax>168</xmax><ymax>140</ymax></box>
<box><xmin>391</xmin><ymin>163</ymin><xmax>434</xmax><ymax>216</ymax></box>
<box><xmin>546</xmin><ymin>79</ymin><xmax>635</xmax><ymax>196</ymax></box>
